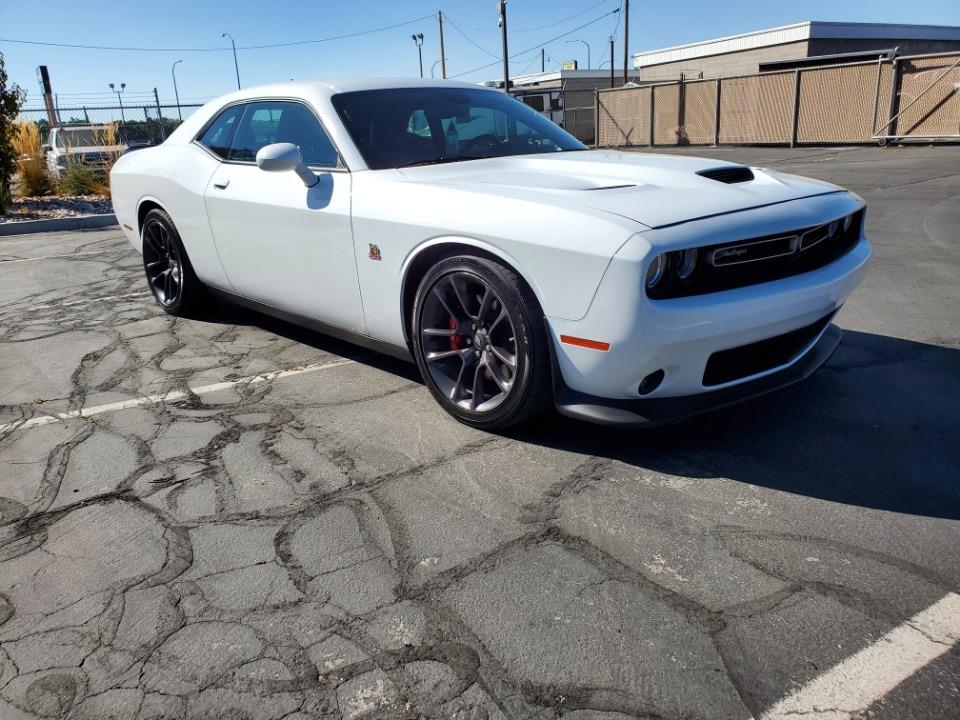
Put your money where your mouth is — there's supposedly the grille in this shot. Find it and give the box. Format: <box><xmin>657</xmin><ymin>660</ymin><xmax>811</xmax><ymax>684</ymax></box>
<box><xmin>647</xmin><ymin>208</ymin><xmax>864</xmax><ymax>300</ymax></box>
<box><xmin>702</xmin><ymin>311</ymin><xmax>836</xmax><ymax>387</ymax></box>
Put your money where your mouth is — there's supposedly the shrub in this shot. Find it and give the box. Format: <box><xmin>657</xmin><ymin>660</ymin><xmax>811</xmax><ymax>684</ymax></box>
<box><xmin>57</xmin><ymin>160</ymin><xmax>101</xmax><ymax>195</ymax></box>
<box><xmin>0</xmin><ymin>54</ymin><xmax>26</xmax><ymax>212</ymax></box>
<box><xmin>12</xmin><ymin>121</ymin><xmax>53</xmax><ymax>197</ymax></box>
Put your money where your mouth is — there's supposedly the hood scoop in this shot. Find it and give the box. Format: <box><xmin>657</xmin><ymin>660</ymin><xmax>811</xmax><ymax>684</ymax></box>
<box><xmin>697</xmin><ymin>166</ymin><xmax>755</xmax><ymax>184</ymax></box>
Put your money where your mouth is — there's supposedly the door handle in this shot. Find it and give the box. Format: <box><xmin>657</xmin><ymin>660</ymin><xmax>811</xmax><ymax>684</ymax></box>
<box><xmin>212</xmin><ymin>177</ymin><xmax>230</xmax><ymax>189</ymax></box>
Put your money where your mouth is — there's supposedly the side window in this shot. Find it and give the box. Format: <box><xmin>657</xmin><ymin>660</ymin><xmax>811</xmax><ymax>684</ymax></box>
<box><xmin>197</xmin><ymin>104</ymin><xmax>244</xmax><ymax>159</ymax></box>
<box><xmin>228</xmin><ymin>101</ymin><xmax>339</xmax><ymax>167</ymax></box>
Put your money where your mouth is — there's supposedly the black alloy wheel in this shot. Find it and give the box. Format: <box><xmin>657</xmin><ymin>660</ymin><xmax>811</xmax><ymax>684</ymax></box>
<box><xmin>412</xmin><ymin>255</ymin><xmax>551</xmax><ymax>429</ymax></box>
<box><xmin>141</xmin><ymin>208</ymin><xmax>205</xmax><ymax>316</ymax></box>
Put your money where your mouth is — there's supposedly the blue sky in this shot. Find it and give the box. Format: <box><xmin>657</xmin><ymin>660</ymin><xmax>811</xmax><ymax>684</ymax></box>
<box><xmin>2</xmin><ymin>0</ymin><xmax>958</xmax><ymax>107</ymax></box>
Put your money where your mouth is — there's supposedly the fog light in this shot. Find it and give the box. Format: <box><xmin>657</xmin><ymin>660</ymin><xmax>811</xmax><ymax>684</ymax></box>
<box><xmin>676</xmin><ymin>248</ymin><xmax>698</xmax><ymax>281</ymax></box>
<box><xmin>646</xmin><ymin>254</ymin><xmax>667</xmax><ymax>289</ymax></box>
<box><xmin>638</xmin><ymin>369</ymin><xmax>665</xmax><ymax>395</ymax></box>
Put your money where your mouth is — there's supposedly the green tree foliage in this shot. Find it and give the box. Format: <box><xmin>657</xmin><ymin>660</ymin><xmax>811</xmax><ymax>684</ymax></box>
<box><xmin>0</xmin><ymin>54</ymin><xmax>27</xmax><ymax>212</ymax></box>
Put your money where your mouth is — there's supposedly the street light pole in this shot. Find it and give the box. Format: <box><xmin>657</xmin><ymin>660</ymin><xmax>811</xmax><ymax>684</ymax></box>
<box><xmin>430</xmin><ymin>59</ymin><xmax>442</xmax><ymax>78</ymax></box>
<box><xmin>109</xmin><ymin>82</ymin><xmax>126</xmax><ymax>124</ymax></box>
<box><xmin>566</xmin><ymin>39</ymin><xmax>591</xmax><ymax>69</ymax></box>
<box><xmin>221</xmin><ymin>32</ymin><xmax>241</xmax><ymax>90</ymax></box>
<box><xmin>171</xmin><ymin>59</ymin><xmax>183</xmax><ymax>121</ymax></box>
<box><xmin>411</xmin><ymin>33</ymin><xmax>424</xmax><ymax>78</ymax></box>
<box><xmin>498</xmin><ymin>0</ymin><xmax>510</xmax><ymax>92</ymax></box>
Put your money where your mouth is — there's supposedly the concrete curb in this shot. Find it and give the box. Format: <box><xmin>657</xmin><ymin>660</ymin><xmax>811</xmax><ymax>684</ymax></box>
<box><xmin>0</xmin><ymin>214</ymin><xmax>118</xmax><ymax>236</ymax></box>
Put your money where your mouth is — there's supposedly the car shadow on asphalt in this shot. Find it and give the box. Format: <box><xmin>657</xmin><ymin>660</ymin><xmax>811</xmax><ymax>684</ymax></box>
<box><xmin>510</xmin><ymin>331</ymin><xmax>960</xmax><ymax>522</ymax></box>
<box><xmin>199</xmin><ymin>299</ymin><xmax>960</xmax><ymax>521</ymax></box>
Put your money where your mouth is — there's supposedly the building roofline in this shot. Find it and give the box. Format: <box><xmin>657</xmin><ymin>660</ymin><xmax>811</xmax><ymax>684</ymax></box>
<box><xmin>632</xmin><ymin>21</ymin><xmax>960</xmax><ymax>68</ymax></box>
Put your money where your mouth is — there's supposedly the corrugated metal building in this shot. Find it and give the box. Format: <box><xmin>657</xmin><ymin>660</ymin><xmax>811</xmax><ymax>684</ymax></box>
<box><xmin>633</xmin><ymin>21</ymin><xmax>960</xmax><ymax>81</ymax></box>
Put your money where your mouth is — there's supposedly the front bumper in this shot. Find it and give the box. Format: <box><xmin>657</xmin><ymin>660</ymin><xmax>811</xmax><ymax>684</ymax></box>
<box><xmin>554</xmin><ymin>322</ymin><xmax>842</xmax><ymax>427</ymax></box>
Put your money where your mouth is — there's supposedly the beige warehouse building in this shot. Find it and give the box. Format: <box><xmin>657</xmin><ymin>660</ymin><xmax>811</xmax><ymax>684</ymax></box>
<box><xmin>633</xmin><ymin>21</ymin><xmax>960</xmax><ymax>81</ymax></box>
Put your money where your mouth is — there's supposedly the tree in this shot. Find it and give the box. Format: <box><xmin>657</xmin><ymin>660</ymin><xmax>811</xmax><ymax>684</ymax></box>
<box><xmin>0</xmin><ymin>53</ymin><xmax>27</xmax><ymax>213</ymax></box>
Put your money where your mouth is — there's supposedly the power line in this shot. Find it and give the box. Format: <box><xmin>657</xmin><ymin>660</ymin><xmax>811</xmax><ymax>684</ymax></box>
<box><xmin>459</xmin><ymin>0</ymin><xmax>614</xmax><ymax>34</ymax></box>
<box><xmin>443</xmin><ymin>15</ymin><xmax>501</xmax><ymax>60</ymax></box>
<box><xmin>450</xmin><ymin>7</ymin><xmax>620</xmax><ymax>79</ymax></box>
<box><xmin>0</xmin><ymin>15</ymin><xmax>434</xmax><ymax>53</ymax></box>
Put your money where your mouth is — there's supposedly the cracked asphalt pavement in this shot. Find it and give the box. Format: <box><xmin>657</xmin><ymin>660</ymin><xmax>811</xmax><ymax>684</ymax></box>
<box><xmin>0</xmin><ymin>146</ymin><xmax>957</xmax><ymax>719</ymax></box>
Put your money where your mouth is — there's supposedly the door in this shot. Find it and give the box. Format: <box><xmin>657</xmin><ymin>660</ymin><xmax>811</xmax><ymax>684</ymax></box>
<box><xmin>200</xmin><ymin>100</ymin><xmax>365</xmax><ymax>333</ymax></box>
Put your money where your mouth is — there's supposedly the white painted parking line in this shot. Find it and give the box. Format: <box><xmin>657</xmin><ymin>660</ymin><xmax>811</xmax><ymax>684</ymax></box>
<box><xmin>760</xmin><ymin>592</ymin><xmax>960</xmax><ymax>720</ymax></box>
<box><xmin>0</xmin><ymin>358</ymin><xmax>356</xmax><ymax>435</ymax></box>
<box><xmin>0</xmin><ymin>249</ymin><xmax>110</xmax><ymax>264</ymax></box>
<box><xmin>27</xmin><ymin>291</ymin><xmax>150</xmax><ymax>311</ymax></box>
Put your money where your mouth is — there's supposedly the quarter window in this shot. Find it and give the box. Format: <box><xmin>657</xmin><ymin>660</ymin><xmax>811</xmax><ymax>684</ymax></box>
<box><xmin>197</xmin><ymin>104</ymin><xmax>244</xmax><ymax>159</ymax></box>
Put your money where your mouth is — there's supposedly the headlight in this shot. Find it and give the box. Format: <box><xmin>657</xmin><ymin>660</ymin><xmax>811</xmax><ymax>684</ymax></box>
<box><xmin>828</xmin><ymin>219</ymin><xmax>840</xmax><ymax>238</ymax></box>
<box><xmin>842</xmin><ymin>213</ymin><xmax>854</xmax><ymax>234</ymax></box>
<box><xmin>676</xmin><ymin>248</ymin><xmax>698</xmax><ymax>281</ymax></box>
<box><xmin>646</xmin><ymin>254</ymin><xmax>667</xmax><ymax>289</ymax></box>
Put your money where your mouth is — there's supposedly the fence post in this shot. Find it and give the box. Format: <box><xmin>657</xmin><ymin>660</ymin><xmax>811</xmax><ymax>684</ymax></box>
<box><xmin>677</xmin><ymin>80</ymin><xmax>686</xmax><ymax>145</ymax></box>
<box><xmin>714</xmin><ymin>78</ymin><xmax>721</xmax><ymax>146</ymax></box>
<box><xmin>885</xmin><ymin>58</ymin><xmax>902</xmax><ymax>140</ymax></box>
<box><xmin>648</xmin><ymin>87</ymin><xmax>655</xmax><ymax>146</ymax></box>
<box><xmin>82</xmin><ymin>106</ymin><xmax>90</xmax><ymax>124</ymax></box>
<box><xmin>594</xmin><ymin>90</ymin><xmax>600</xmax><ymax>148</ymax></box>
<box><xmin>790</xmin><ymin>69</ymin><xmax>801</xmax><ymax>148</ymax></box>
<box><xmin>154</xmin><ymin>88</ymin><xmax>166</xmax><ymax>142</ymax></box>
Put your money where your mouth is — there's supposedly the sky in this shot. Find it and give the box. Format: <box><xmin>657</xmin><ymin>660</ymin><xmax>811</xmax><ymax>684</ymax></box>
<box><xmin>2</xmin><ymin>0</ymin><xmax>959</xmax><ymax>108</ymax></box>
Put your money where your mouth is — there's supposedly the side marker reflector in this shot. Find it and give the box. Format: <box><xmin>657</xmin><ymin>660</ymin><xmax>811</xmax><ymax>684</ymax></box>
<box><xmin>560</xmin><ymin>335</ymin><xmax>610</xmax><ymax>352</ymax></box>
<box><xmin>122</xmin><ymin>223</ymin><xmax>133</xmax><ymax>231</ymax></box>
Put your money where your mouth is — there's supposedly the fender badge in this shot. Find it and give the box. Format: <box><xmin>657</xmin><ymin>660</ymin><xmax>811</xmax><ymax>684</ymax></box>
<box><xmin>368</xmin><ymin>244</ymin><xmax>382</xmax><ymax>261</ymax></box>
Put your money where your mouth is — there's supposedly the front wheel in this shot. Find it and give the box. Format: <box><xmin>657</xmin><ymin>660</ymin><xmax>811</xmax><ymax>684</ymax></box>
<box><xmin>411</xmin><ymin>256</ymin><xmax>552</xmax><ymax>430</ymax></box>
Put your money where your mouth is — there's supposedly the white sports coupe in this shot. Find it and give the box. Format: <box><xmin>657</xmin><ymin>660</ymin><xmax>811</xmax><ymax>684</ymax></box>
<box><xmin>110</xmin><ymin>78</ymin><xmax>871</xmax><ymax>429</ymax></box>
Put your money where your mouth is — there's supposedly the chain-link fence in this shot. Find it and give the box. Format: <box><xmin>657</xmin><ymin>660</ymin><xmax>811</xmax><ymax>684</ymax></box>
<box><xmin>597</xmin><ymin>51</ymin><xmax>960</xmax><ymax>148</ymax></box>
<box><xmin>16</xmin><ymin>101</ymin><xmax>205</xmax><ymax>149</ymax></box>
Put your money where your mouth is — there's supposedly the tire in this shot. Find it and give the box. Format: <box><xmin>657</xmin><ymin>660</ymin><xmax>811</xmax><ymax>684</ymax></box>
<box><xmin>141</xmin><ymin>208</ymin><xmax>206</xmax><ymax>317</ymax></box>
<box><xmin>411</xmin><ymin>255</ymin><xmax>552</xmax><ymax>430</ymax></box>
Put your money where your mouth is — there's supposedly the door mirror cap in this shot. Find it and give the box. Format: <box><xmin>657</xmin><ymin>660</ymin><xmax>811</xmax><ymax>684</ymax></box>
<box><xmin>255</xmin><ymin>142</ymin><xmax>318</xmax><ymax>187</ymax></box>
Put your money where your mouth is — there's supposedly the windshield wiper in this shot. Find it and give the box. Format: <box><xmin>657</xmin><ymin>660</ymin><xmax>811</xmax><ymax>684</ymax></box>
<box><xmin>395</xmin><ymin>155</ymin><xmax>484</xmax><ymax>169</ymax></box>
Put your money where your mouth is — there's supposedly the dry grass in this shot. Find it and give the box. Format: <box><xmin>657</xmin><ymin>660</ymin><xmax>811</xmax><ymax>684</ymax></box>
<box><xmin>12</xmin><ymin>122</ymin><xmax>54</xmax><ymax>197</ymax></box>
<box><xmin>59</xmin><ymin>123</ymin><xmax>120</xmax><ymax>197</ymax></box>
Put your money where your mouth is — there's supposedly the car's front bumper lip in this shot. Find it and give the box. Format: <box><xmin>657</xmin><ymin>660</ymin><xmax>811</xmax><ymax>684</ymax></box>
<box><xmin>553</xmin><ymin>323</ymin><xmax>842</xmax><ymax>427</ymax></box>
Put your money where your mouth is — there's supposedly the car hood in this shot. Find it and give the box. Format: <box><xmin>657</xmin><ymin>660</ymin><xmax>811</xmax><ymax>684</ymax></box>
<box><xmin>397</xmin><ymin>150</ymin><xmax>843</xmax><ymax>228</ymax></box>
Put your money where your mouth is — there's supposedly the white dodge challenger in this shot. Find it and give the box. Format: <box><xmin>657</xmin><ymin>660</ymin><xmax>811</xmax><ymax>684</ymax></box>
<box><xmin>110</xmin><ymin>78</ymin><xmax>871</xmax><ymax>429</ymax></box>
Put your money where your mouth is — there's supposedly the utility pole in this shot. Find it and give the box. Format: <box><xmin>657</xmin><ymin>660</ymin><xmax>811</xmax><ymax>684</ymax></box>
<box><xmin>37</xmin><ymin>65</ymin><xmax>59</xmax><ymax>127</ymax></box>
<box><xmin>411</xmin><ymin>33</ymin><xmax>424</xmax><ymax>78</ymax></box>
<box><xmin>622</xmin><ymin>0</ymin><xmax>630</xmax><ymax>85</ymax></box>
<box><xmin>609</xmin><ymin>36</ymin><xmax>614</xmax><ymax>87</ymax></box>
<box><xmin>540</xmin><ymin>48</ymin><xmax>545</xmax><ymax>73</ymax></box>
<box><xmin>171</xmin><ymin>59</ymin><xmax>183</xmax><ymax>121</ymax></box>
<box><xmin>221</xmin><ymin>33</ymin><xmax>241</xmax><ymax>90</ymax></box>
<box><xmin>437</xmin><ymin>11</ymin><xmax>447</xmax><ymax>79</ymax></box>
<box><xmin>498</xmin><ymin>0</ymin><xmax>510</xmax><ymax>92</ymax></box>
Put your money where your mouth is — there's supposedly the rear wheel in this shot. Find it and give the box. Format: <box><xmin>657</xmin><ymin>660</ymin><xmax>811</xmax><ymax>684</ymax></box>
<box><xmin>411</xmin><ymin>256</ymin><xmax>552</xmax><ymax>430</ymax></box>
<box><xmin>141</xmin><ymin>208</ymin><xmax>206</xmax><ymax>317</ymax></box>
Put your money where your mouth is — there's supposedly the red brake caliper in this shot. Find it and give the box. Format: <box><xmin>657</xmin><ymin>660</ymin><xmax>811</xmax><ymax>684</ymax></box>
<box><xmin>449</xmin><ymin>316</ymin><xmax>463</xmax><ymax>351</ymax></box>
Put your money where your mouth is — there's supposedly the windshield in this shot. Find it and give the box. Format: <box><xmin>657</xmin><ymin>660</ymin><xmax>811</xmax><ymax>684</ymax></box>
<box><xmin>331</xmin><ymin>87</ymin><xmax>587</xmax><ymax>170</ymax></box>
<box><xmin>56</xmin><ymin>129</ymin><xmax>104</xmax><ymax>147</ymax></box>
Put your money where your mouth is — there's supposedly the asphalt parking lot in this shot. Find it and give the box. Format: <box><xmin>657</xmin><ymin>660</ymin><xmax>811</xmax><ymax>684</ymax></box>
<box><xmin>0</xmin><ymin>145</ymin><xmax>957</xmax><ymax>720</ymax></box>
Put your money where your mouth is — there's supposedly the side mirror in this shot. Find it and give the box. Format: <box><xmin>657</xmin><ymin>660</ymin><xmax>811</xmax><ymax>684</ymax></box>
<box><xmin>42</xmin><ymin>144</ymin><xmax>52</xmax><ymax>153</ymax></box>
<box><xmin>255</xmin><ymin>142</ymin><xmax>318</xmax><ymax>187</ymax></box>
